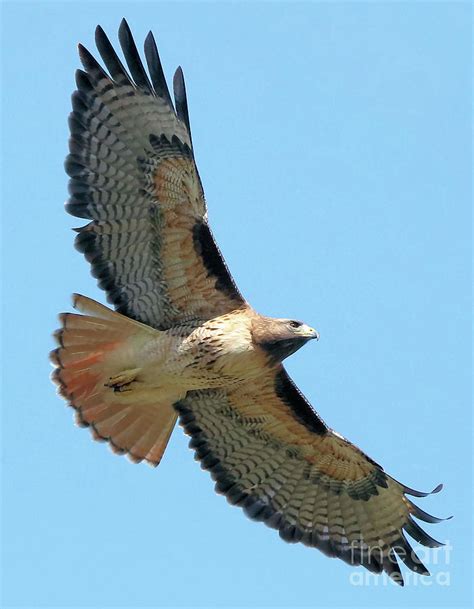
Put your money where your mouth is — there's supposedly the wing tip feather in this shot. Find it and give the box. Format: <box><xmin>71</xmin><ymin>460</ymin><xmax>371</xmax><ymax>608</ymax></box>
<box><xmin>143</xmin><ymin>29</ymin><xmax>174</xmax><ymax>107</ymax></box>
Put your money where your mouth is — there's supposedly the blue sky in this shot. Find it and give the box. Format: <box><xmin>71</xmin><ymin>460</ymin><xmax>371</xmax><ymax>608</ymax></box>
<box><xmin>1</xmin><ymin>1</ymin><xmax>471</xmax><ymax>608</ymax></box>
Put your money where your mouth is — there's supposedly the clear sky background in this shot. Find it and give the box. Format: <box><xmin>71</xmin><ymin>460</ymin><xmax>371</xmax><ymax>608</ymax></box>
<box><xmin>1</xmin><ymin>2</ymin><xmax>472</xmax><ymax>608</ymax></box>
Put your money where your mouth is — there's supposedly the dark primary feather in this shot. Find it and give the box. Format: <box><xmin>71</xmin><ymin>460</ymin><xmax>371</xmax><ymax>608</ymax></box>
<box><xmin>395</xmin><ymin>533</ymin><xmax>430</xmax><ymax>576</ymax></box>
<box><xmin>95</xmin><ymin>25</ymin><xmax>132</xmax><ymax>85</ymax></box>
<box><xmin>404</xmin><ymin>518</ymin><xmax>444</xmax><ymax>548</ymax></box>
<box><xmin>74</xmin><ymin>69</ymin><xmax>94</xmax><ymax>94</ymax></box>
<box><xmin>401</xmin><ymin>482</ymin><xmax>443</xmax><ymax>498</ymax></box>
<box><xmin>144</xmin><ymin>30</ymin><xmax>174</xmax><ymax>107</ymax></box>
<box><xmin>78</xmin><ymin>43</ymin><xmax>109</xmax><ymax>82</ymax></box>
<box><xmin>118</xmin><ymin>19</ymin><xmax>154</xmax><ymax>93</ymax></box>
<box><xmin>173</xmin><ymin>67</ymin><xmax>193</xmax><ymax>145</ymax></box>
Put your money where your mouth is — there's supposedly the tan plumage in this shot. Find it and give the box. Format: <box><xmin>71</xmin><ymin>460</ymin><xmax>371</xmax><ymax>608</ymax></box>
<box><xmin>51</xmin><ymin>20</ymin><xmax>448</xmax><ymax>586</ymax></box>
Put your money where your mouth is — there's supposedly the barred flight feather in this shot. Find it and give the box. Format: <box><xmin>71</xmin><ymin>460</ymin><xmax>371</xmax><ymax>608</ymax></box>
<box><xmin>66</xmin><ymin>21</ymin><xmax>246</xmax><ymax>328</ymax></box>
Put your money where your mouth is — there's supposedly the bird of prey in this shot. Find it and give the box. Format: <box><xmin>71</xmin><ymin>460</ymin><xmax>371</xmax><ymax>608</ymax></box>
<box><xmin>51</xmin><ymin>20</ymin><xmax>447</xmax><ymax>586</ymax></box>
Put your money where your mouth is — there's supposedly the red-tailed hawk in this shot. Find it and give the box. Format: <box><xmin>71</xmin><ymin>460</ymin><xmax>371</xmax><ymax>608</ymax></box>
<box><xmin>51</xmin><ymin>20</ymin><xmax>448</xmax><ymax>586</ymax></box>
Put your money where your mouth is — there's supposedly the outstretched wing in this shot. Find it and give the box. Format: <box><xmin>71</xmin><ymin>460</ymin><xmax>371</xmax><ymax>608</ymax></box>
<box><xmin>66</xmin><ymin>20</ymin><xmax>246</xmax><ymax>329</ymax></box>
<box><xmin>175</xmin><ymin>368</ymin><xmax>447</xmax><ymax>585</ymax></box>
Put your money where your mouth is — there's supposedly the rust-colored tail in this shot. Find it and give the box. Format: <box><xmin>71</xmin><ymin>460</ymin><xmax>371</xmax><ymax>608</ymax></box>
<box><xmin>50</xmin><ymin>294</ymin><xmax>179</xmax><ymax>466</ymax></box>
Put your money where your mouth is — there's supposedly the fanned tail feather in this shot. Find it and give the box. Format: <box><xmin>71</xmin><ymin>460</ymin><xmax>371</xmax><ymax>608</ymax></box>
<box><xmin>50</xmin><ymin>294</ymin><xmax>179</xmax><ymax>466</ymax></box>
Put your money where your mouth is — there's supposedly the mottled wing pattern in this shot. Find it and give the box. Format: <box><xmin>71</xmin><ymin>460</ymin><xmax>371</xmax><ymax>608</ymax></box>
<box><xmin>176</xmin><ymin>368</ymin><xmax>446</xmax><ymax>585</ymax></box>
<box><xmin>66</xmin><ymin>20</ymin><xmax>246</xmax><ymax>329</ymax></box>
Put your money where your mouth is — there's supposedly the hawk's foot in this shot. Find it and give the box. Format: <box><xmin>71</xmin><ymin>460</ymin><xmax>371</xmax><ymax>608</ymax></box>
<box><xmin>105</xmin><ymin>368</ymin><xmax>141</xmax><ymax>393</ymax></box>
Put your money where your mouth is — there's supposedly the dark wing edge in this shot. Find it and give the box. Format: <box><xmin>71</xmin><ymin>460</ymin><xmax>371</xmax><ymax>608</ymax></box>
<box><xmin>274</xmin><ymin>368</ymin><xmax>329</xmax><ymax>435</ymax></box>
<box><xmin>174</xmin><ymin>371</ymin><xmax>449</xmax><ymax>586</ymax></box>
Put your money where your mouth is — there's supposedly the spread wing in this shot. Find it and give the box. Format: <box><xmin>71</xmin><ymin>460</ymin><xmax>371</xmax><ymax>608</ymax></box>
<box><xmin>175</xmin><ymin>368</ymin><xmax>447</xmax><ymax>585</ymax></box>
<box><xmin>66</xmin><ymin>20</ymin><xmax>246</xmax><ymax>329</ymax></box>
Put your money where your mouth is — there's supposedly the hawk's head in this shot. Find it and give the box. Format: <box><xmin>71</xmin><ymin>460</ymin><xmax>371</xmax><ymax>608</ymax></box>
<box><xmin>252</xmin><ymin>317</ymin><xmax>319</xmax><ymax>362</ymax></box>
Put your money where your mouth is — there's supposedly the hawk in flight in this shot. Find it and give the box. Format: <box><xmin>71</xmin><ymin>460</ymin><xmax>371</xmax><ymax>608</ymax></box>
<box><xmin>51</xmin><ymin>20</ymin><xmax>447</xmax><ymax>586</ymax></box>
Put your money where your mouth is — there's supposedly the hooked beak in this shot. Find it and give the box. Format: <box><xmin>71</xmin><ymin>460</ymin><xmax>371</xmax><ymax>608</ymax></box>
<box><xmin>301</xmin><ymin>325</ymin><xmax>319</xmax><ymax>341</ymax></box>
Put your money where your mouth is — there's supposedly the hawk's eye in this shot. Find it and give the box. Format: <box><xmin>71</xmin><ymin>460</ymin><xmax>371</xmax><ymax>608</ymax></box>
<box><xmin>289</xmin><ymin>320</ymin><xmax>302</xmax><ymax>329</ymax></box>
